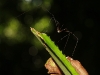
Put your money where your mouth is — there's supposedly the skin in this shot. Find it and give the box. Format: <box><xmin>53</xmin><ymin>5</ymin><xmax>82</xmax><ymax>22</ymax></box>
<box><xmin>45</xmin><ymin>57</ymin><xmax>89</xmax><ymax>75</ymax></box>
<box><xmin>45</xmin><ymin>58</ymin><xmax>62</xmax><ymax>75</ymax></box>
<box><xmin>67</xmin><ymin>56</ymin><xmax>89</xmax><ymax>75</ymax></box>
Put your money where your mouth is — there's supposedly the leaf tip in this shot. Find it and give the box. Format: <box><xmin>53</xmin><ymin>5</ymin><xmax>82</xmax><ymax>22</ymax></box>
<box><xmin>30</xmin><ymin>27</ymin><xmax>33</xmax><ymax>31</ymax></box>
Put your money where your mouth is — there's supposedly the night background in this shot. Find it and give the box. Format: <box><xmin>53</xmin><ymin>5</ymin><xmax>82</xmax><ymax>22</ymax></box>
<box><xmin>0</xmin><ymin>0</ymin><xmax>100</xmax><ymax>75</ymax></box>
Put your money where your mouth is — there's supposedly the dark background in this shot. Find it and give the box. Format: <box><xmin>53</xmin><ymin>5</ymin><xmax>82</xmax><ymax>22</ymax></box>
<box><xmin>0</xmin><ymin>0</ymin><xmax>100</xmax><ymax>75</ymax></box>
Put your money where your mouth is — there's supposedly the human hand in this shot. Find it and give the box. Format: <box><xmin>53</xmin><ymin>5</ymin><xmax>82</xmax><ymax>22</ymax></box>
<box><xmin>45</xmin><ymin>57</ymin><xmax>89</xmax><ymax>75</ymax></box>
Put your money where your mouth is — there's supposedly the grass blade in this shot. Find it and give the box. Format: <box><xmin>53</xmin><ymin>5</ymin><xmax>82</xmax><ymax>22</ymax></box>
<box><xmin>31</xmin><ymin>27</ymin><xmax>79</xmax><ymax>75</ymax></box>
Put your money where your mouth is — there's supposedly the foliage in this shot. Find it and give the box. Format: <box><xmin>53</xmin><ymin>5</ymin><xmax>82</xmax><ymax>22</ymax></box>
<box><xmin>31</xmin><ymin>27</ymin><xmax>79</xmax><ymax>75</ymax></box>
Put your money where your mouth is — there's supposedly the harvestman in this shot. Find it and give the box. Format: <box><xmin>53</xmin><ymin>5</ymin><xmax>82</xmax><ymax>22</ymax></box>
<box><xmin>46</xmin><ymin>9</ymin><xmax>78</xmax><ymax>56</ymax></box>
<box><xmin>16</xmin><ymin>7</ymin><xmax>78</xmax><ymax>56</ymax></box>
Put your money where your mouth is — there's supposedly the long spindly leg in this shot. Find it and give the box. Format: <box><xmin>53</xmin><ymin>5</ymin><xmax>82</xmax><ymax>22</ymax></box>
<box><xmin>57</xmin><ymin>27</ymin><xmax>78</xmax><ymax>56</ymax></box>
<box><xmin>46</xmin><ymin>8</ymin><xmax>78</xmax><ymax>56</ymax></box>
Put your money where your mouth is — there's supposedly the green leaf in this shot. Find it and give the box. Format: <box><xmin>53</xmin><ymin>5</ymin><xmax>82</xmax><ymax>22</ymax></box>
<box><xmin>31</xmin><ymin>27</ymin><xmax>79</xmax><ymax>75</ymax></box>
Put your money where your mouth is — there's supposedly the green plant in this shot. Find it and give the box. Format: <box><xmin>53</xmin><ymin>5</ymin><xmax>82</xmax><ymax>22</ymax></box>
<box><xmin>31</xmin><ymin>27</ymin><xmax>79</xmax><ymax>75</ymax></box>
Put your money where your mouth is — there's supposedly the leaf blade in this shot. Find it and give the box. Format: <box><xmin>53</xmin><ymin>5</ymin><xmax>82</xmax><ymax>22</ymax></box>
<box><xmin>31</xmin><ymin>27</ymin><xmax>79</xmax><ymax>75</ymax></box>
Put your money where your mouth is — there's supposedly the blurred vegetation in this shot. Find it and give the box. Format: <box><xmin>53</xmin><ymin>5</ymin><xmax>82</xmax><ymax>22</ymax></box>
<box><xmin>0</xmin><ymin>0</ymin><xmax>100</xmax><ymax>75</ymax></box>
<box><xmin>0</xmin><ymin>0</ymin><xmax>54</xmax><ymax>75</ymax></box>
